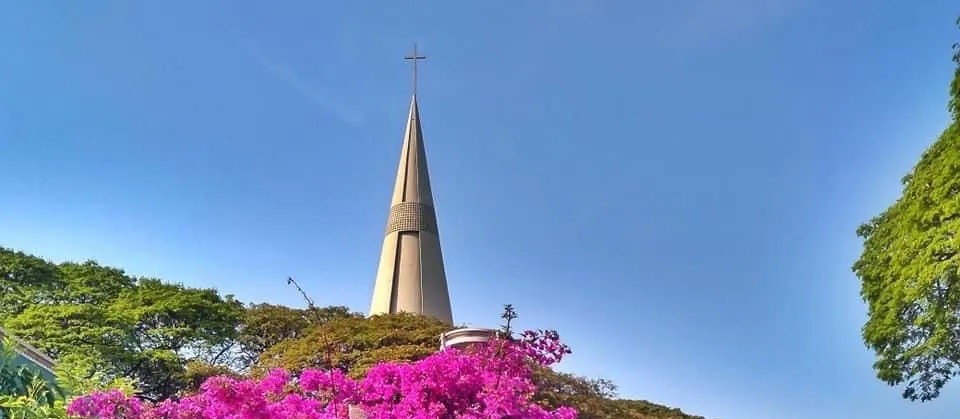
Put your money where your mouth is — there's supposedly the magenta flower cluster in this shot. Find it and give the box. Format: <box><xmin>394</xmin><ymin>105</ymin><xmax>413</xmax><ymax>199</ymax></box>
<box><xmin>66</xmin><ymin>330</ymin><xmax>577</xmax><ymax>418</ymax></box>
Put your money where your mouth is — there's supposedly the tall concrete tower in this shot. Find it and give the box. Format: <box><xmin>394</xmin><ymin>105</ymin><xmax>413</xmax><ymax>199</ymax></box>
<box><xmin>368</xmin><ymin>45</ymin><xmax>453</xmax><ymax>325</ymax></box>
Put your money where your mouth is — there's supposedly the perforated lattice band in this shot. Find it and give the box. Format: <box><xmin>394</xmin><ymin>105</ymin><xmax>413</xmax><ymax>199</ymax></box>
<box><xmin>386</xmin><ymin>202</ymin><xmax>438</xmax><ymax>234</ymax></box>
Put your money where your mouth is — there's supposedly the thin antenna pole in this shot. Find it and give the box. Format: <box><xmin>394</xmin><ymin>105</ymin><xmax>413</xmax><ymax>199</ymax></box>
<box><xmin>404</xmin><ymin>43</ymin><xmax>426</xmax><ymax>95</ymax></box>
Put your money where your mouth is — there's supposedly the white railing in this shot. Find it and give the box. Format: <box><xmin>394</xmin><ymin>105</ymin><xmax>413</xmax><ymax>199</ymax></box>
<box><xmin>439</xmin><ymin>327</ymin><xmax>499</xmax><ymax>350</ymax></box>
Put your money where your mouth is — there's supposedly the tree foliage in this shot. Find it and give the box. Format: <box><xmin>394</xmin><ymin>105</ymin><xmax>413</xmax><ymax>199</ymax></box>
<box><xmin>950</xmin><ymin>17</ymin><xmax>960</xmax><ymax>121</ymax></box>
<box><xmin>0</xmin><ymin>336</ymin><xmax>143</xmax><ymax>419</ymax></box>
<box><xmin>0</xmin><ymin>248</ymin><xmax>245</xmax><ymax>401</ymax></box>
<box><xmin>255</xmin><ymin>312</ymin><xmax>449</xmax><ymax>378</ymax></box>
<box><xmin>853</xmin><ymin>22</ymin><xmax>960</xmax><ymax>401</ymax></box>
<box><xmin>0</xmin><ymin>246</ymin><xmax>705</xmax><ymax>417</ymax></box>
<box><xmin>0</xmin><ymin>337</ymin><xmax>66</xmax><ymax>419</ymax></box>
<box><xmin>0</xmin><ymin>248</ymin><xmax>365</xmax><ymax>401</ymax></box>
<box><xmin>68</xmin><ymin>331</ymin><xmax>580</xmax><ymax>419</ymax></box>
<box><xmin>256</xmin><ymin>311</ymin><xmax>702</xmax><ymax>418</ymax></box>
<box><xmin>532</xmin><ymin>368</ymin><xmax>702</xmax><ymax>419</ymax></box>
<box><xmin>236</xmin><ymin>303</ymin><xmax>357</xmax><ymax>369</ymax></box>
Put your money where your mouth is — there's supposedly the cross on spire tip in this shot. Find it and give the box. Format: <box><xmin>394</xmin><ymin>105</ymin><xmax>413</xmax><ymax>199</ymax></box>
<box><xmin>404</xmin><ymin>43</ymin><xmax>426</xmax><ymax>95</ymax></box>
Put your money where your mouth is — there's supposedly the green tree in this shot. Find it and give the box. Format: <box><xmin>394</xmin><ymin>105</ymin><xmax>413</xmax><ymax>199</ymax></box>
<box><xmin>0</xmin><ymin>248</ymin><xmax>245</xmax><ymax>401</ymax></box>
<box><xmin>236</xmin><ymin>303</ymin><xmax>357</xmax><ymax>370</ymax></box>
<box><xmin>255</xmin><ymin>312</ymin><xmax>449</xmax><ymax>378</ymax></box>
<box><xmin>0</xmin><ymin>337</ymin><xmax>141</xmax><ymax>419</ymax></box>
<box><xmin>853</xmin><ymin>23</ymin><xmax>960</xmax><ymax>401</ymax></box>
<box><xmin>949</xmin><ymin>17</ymin><xmax>960</xmax><ymax>121</ymax></box>
<box><xmin>0</xmin><ymin>337</ymin><xmax>66</xmax><ymax>419</ymax></box>
<box><xmin>180</xmin><ymin>360</ymin><xmax>238</xmax><ymax>394</ymax></box>
<box><xmin>1</xmin><ymin>247</ymin><xmax>707</xmax><ymax>417</ymax></box>
<box><xmin>257</xmin><ymin>311</ymin><xmax>704</xmax><ymax>418</ymax></box>
<box><xmin>532</xmin><ymin>368</ymin><xmax>618</xmax><ymax>418</ymax></box>
<box><xmin>54</xmin><ymin>353</ymin><xmax>136</xmax><ymax>397</ymax></box>
<box><xmin>0</xmin><ymin>250</ymin><xmax>62</xmax><ymax>318</ymax></box>
<box><xmin>532</xmin><ymin>369</ymin><xmax>702</xmax><ymax>419</ymax></box>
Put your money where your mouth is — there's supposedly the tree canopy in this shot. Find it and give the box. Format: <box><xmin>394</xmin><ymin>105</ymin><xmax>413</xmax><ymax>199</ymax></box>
<box><xmin>0</xmin><ymin>246</ymin><xmax>704</xmax><ymax>418</ymax></box>
<box><xmin>255</xmin><ymin>312</ymin><xmax>449</xmax><ymax>378</ymax></box>
<box><xmin>0</xmin><ymin>248</ymin><xmax>245</xmax><ymax>401</ymax></box>
<box><xmin>0</xmin><ymin>337</ymin><xmax>66</xmax><ymax>418</ymax></box>
<box><xmin>853</xmin><ymin>22</ymin><xmax>960</xmax><ymax>401</ymax></box>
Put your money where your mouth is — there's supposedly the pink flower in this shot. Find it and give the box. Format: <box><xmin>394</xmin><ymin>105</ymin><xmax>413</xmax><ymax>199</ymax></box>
<box><xmin>66</xmin><ymin>329</ymin><xmax>578</xmax><ymax>418</ymax></box>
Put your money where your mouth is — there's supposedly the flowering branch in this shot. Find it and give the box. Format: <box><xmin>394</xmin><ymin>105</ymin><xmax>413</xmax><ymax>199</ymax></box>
<box><xmin>66</xmin><ymin>306</ymin><xmax>578</xmax><ymax>418</ymax></box>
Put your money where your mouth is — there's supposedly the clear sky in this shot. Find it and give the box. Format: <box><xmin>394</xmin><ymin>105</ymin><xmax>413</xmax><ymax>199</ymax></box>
<box><xmin>1</xmin><ymin>1</ymin><xmax>959</xmax><ymax>418</ymax></box>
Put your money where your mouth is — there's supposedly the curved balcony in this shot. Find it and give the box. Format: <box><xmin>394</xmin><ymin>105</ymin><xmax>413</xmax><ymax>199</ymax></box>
<box><xmin>439</xmin><ymin>327</ymin><xmax>500</xmax><ymax>350</ymax></box>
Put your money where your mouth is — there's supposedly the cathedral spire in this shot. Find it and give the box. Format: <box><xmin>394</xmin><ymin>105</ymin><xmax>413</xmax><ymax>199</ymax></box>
<box><xmin>369</xmin><ymin>48</ymin><xmax>453</xmax><ymax>325</ymax></box>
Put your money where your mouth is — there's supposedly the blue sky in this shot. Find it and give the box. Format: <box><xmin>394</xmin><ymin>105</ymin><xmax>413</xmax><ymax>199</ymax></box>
<box><xmin>1</xmin><ymin>1</ymin><xmax>958</xmax><ymax>418</ymax></box>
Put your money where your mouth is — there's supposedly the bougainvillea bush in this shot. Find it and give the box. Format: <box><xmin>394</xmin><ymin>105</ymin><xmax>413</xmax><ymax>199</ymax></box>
<box><xmin>66</xmin><ymin>330</ymin><xmax>577</xmax><ymax>418</ymax></box>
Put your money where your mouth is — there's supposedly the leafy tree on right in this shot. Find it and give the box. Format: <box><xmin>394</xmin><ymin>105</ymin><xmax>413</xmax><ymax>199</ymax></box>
<box><xmin>854</xmin><ymin>19</ymin><xmax>960</xmax><ymax>402</ymax></box>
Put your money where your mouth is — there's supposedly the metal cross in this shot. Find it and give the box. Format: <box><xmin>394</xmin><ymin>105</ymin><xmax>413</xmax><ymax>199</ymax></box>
<box><xmin>404</xmin><ymin>43</ymin><xmax>426</xmax><ymax>95</ymax></box>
